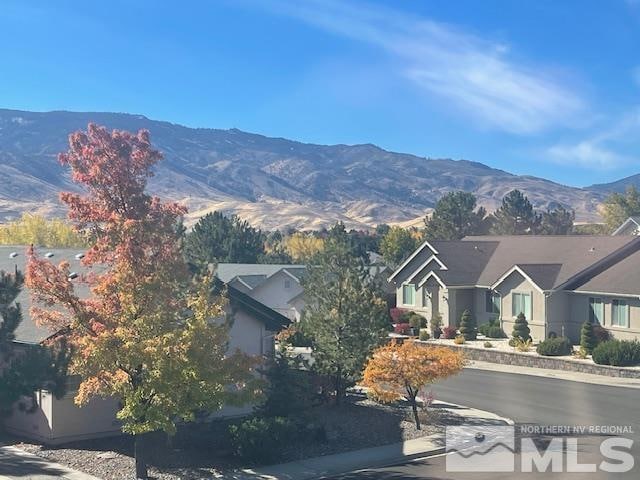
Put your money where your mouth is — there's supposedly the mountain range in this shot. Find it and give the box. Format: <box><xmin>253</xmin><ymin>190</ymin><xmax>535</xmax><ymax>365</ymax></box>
<box><xmin>0</xmin><ymin>108</ymin><xmax>637</xmax><ymax>230</ymax></box>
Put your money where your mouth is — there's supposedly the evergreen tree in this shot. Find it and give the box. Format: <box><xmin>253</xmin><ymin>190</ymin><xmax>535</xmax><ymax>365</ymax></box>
<box><xmin>184</xmin><ymin>211</ymin><xmax>265</xmax><ymax>269</ymax></box>
<box><xmin>538</xmin><ymin>206</ymin><xmax>575</xmax><ymax>235</ymax></box>
<box><xmin>301</xmin><ymin>235</ymin><xmax>389</xmax><ymax>404</ymax></box>
<box><xmin>511</xmin><ymin>313</ymin><xmax>531</xmax><ymax>341</ymax></box>
<box><xmin>424</xmin><ymin>191</ymin><xmax>489</xmax><ymax>240</ymax></box>
<box><xmin>459</xmin><ymin>309</ymin><xmax>477</xmax><ymax>341</ymax></box>
<box><xmin>580</xmin><ymin>320</ymin><xmax>597</xmax><ymax>354</ymax></box>
<box><xmin>0</xmin><ymin>268</ymin><xmax>68</xmax><ymax>417</ymax></box>
<box><xmin>491</xmin><ymin>190</ymin><xmax>541</xmax><ymax>235</ymax></box>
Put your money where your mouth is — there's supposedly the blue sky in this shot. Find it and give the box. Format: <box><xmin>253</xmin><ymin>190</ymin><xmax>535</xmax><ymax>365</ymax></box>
<box><xmin>1</xmin><ymin>0</ymin><xmax>639</xmax><ymax>187</ymax></box>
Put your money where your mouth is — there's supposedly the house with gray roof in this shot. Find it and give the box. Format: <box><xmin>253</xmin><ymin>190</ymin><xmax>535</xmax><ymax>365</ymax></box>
<box><xmin>1</xmin><ymin>246</ymin><xmax>290</xmax><ymax>445</ymax></box>
<box><xmin>389</xmin><ymin>235</ymin><xmax>640</xmax><ymax>342</ymax></box>
<box><xmin>612</xmin><ymin>216</ymin><xmax>640</xmax><ymax>236</ymax></box>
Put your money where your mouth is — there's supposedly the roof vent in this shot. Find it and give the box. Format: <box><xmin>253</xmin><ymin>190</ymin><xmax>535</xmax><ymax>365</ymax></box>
<box><xmin>68</xmin><ymin>272</ymin><xmax>78</xmax><ymax>280</ymax></box>
<box><xmin>9</xmin><ymin>252</ymin><xmax>18</xmax><ymax>258</ymax></box>
<box><xmin>44</xmin><ymin>252</ymin><xmax>54</xmax><ymax>258</ymax></box>
<box><xmin>75</xmin><ymin>253</ymin><xmax>85</xmax><ymax>260</ymax></box>
<box><xmin>589</xmin><ymin>247</ymin><xmax>595</xmax><ymax>253</ymax></box>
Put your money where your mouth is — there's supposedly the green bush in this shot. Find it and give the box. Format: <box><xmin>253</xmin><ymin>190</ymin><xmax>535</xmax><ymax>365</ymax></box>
<box><xmin>536</xmin><ymin>337</ymin><xmax>572</xmax><ymax>356</ymax></box>
<box><xmin>484</xmin><ymin>341</ymin><xmax>493</xmax><ymax>348</ymax></box>
<box><xmin>592</xmin><ymin>340</ymin><xmax>640</xmax><ymax>367</ymax></box>
<box><xmin>580</xmin><ymin>320</ymin><xmax>597</xmax><ymax>354</ymax></box>
<box><xmin>228</xmin><ymin>416</ymin><xmax>297</xmax><ymax>464</ymax></box>
<box><xmin>459</xmin><ymin>309</ymin><xmax>477</xmax><ymax>340</ymax></box>
<box><xmin>478</xmin><ymin>317</ymin><xmax>499</xmax><ymax>336</ymax></box>
<box><xmin>512</xmin><ymin>313</ymin><xmax>531</xmax><ymax>341</ymax></box>
<box><xmin>593</xmin><ymin>325</ymin><xmax>612</xmax><ymax>344</ymax></box>
<box><xmin>486</xmin><ymin>326</ymin><xmax>507</xmax><ymax>339</ymax></box>
<box><xmin>408</xmin><ymin>313</ymin><xmax>427</xmax><ymax>329</ymax></box>
<box><xmin>418</xmin><ymin>328</ymin><xmax>430</xmax><ymax>341</ymax></box>
<box><xmin>430</xmin><ymin>314</ymin><xmax>443</xmax><ymax>339</ymax></box>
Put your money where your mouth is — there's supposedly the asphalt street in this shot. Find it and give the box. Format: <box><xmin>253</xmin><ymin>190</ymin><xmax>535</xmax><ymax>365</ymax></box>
<box><xmin>330</xmin><ymin>369</ymin><xmax>640</xmax><ymax>479</ymax></box>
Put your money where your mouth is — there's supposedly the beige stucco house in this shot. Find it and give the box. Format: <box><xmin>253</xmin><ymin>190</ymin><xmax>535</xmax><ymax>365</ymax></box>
<box><xmin>389</xmin><ymin>235</ymin><xmax>640</xmax><ymax>342</ymax></box>
<box><xmin>1</xmin><ymin>247</ymin><xmax>290</xmax><ymax>445</ymax></box>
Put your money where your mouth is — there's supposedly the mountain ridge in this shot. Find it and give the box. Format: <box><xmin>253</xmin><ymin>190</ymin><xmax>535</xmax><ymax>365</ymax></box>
<box><xmin>0</xmin><ymin>108</ymin><xmax>633</xmax><ymax>230</ymax></box>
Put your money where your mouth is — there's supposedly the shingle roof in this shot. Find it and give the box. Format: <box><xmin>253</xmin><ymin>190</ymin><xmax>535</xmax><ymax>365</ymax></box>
<box><xmin>573</xmin><ymin>248</ymin><xmax>640</xmax><ymax>295</ymax></box>
<box><xmin>216</xmin><ymin>263</ymin><xmax>306</xmax><ymax>290</ymax></box>
<box><xmin>391</xmin><ymin>235</ymin><xmax>640</xmax><ymax>292</ymax></box>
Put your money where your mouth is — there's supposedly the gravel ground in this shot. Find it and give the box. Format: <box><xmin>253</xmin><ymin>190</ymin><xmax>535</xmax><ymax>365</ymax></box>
<box><xmin>8</xmin><ymin>394</ymin><xmax>463</xmax><ymax>480</ymax></box>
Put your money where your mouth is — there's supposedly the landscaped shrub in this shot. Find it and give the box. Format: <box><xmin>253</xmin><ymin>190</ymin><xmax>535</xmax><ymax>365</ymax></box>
<box><xmin>419</xmin><ymin>328</ymin><xmax>430</xmax><ymax>341</ymax></box>
<box><xmin>408</xmin><ymin>313</ymin><xmax>427</xmax><ymax>329</ymax></box>
<box><xmin>394</xmin><ymin>323</ymin><xmax>411</xmax><ymax>335</ymax></box>
<box><xmin>430</xmin><ymin>314</ymin><xmax>443</xmax><ymax>339</ymax></box>
<box><xmin>454</xmin><ymin>335</ymin><xmax>465</xmax><ymax>345</ymax></box>
<box><xmin>592</xmin><ymin>340</ymin><xmax>640</xmax><ymax>366</ymax></box>
<box><xmin>390</xmin><ymin>308</ymin><xmax>408</xmax><ymax>324</ymax></box>
<box><xmin>459</xmin><ymin>309</ymin><xmax>477</xmax><ymax>341</ymax></box>
<box><xmin>484</xmin><ymin>341</ymin><xmax>493</xmax><ymax>348</ymax></box>
<box><xmin>442</xmin><ymin>325</ymin><xmax>457</xmax><ymax>339</ymax></box>
<box><xmin>593</xmin><ymin>325</ymin><xmax>612</xmax><ymax>344</ymax></box>
<box><xmin>536</xmin><ymin>337</ymin><xmax>572</xmax><ymax>356</ymax></box>
<box><xmin>486</xmin><ymin>326</ymin><xmax>507</xmax><ymax>339</ymax></box>
<box><xmin>512</xmin><ymin>313</ymin><xmax>531</xmax><ymax>342</ymax></box>
<box><xmin>580</xmin><ymin>320</ymin><xmax>597</xmax><ymax>354</ymax></box>
<box><xmin>514</xmin><ymin>338</ymin><xmax>532</xmax><ymax>352</ymax></box>
<box><xmin>478</xmin><ymin>318</ymin><xmax>499</xmax><ymax>336</ymax></box>
<box><xmin>228</xmin><ymin>416</ymin><xmax>298</xmax><ymax>464</ymax></box>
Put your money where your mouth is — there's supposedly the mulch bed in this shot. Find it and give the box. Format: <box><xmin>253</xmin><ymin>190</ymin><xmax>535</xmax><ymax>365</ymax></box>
<box><xmin>8</xmin><ymin>394</ymin><xmax>463</xmax><ymax>480</ymax></box>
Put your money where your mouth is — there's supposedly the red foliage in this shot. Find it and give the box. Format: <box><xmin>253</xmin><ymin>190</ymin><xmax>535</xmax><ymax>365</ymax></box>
<box><xmin>390</xmin><ymin>308</ymin><xmax>408</xmax><ymax>323</ymax></box>
<box><xmin>394</xmin><ymin>323</ymin><xmax>411</xmax><ymax>335</ymax></box>
<box><xmin>442</xmin><ymin>326</ymin><xmax>458</xmax><ymax>339</ymax></box>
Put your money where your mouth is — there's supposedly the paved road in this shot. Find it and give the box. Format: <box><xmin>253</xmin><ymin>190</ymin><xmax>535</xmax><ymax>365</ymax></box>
<box><xmin>330</xmin><ymin>369</ymin><xmax>640</xmax><ymax>479</ymax></box>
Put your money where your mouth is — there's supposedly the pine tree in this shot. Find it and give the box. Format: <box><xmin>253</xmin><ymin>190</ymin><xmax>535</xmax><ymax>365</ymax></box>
<box><xmin>459</xmin><ymin>309</ymin><xmax>477</xmax><ymax>341</ymax></box>
<box><xmin>512</xmin><ymin>313</ymin><xmax>531</xmax><ymax>341</ymax></box>
<box><xmin>491</xmin><ymin>190</ymin><xmax>541</xmax><ymax>235</ymax></box>
<box><xmin>580</xmin><ymin>320</ymin><xmax>597</xmax><ymax>354</ymax></box>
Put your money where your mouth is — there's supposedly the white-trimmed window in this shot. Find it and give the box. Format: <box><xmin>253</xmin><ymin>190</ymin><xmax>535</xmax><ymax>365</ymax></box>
<box><xmin>611</xmin><ymin>299</ymin><xmax>629</xmax><ymax>328</ymax></box>
<box><xmin>588</xmin><ymin>297</ymin><xmax>603</xmax><ymax>325</ymax></box>
<box><xmin>402</xmin><ymin>284</ymin><xmax>415</xmax><ymax>306</ymax></box>
<box><xmin>512</xmin><ymin>292</ymin><xmax>532</xmax><ymax>319</ymax></box>
<box><xmin>485</xmin><ymin>291</ymin><xmax>500</xmax><ymax>315</ymax></box>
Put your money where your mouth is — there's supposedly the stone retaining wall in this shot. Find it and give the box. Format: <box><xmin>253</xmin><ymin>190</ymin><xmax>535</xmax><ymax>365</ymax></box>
<box><xmin>417</xmin><ymin>342</ymin><xmax>640</xmax><ymax>379</ymax></box>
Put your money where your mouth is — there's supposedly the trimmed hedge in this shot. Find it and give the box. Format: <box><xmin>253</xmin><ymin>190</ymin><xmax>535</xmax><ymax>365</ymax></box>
<box><xmin>229</xmin><ymin>416</ymin><xmax>298</xmax><ymax>464</ymax></box>
<box><xmin>536</xmin><ymin>337</ymin><xmax>572</xmax><ymax>356</ymax></box>
<box><xmin>592</xmin><ymin>340</ymin><xmax>640</xmax><ymax>367</ymax></box>
<box><xmin>486</xmin><ymin>326</ymin><xmax>507</xmax><ymax>339</ymax></box>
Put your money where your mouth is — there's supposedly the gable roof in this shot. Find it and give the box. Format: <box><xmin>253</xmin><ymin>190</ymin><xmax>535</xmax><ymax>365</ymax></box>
<box><xmin>572</xmin><ymin>248</ymin><xmax>640</xmax><ymax>295</ymax></box>
<box><xmin>390</xmin><ymin>236</ymin><xmax>640</xmax><ymax>292</ymax></box>
<box><xmin>216</xmin><ymin>263</ymin><xmax>306</xmax><ymax>291</ymax></box>
<box><xmin>612</xmin><ymin>216</ymin><xmax>640</xmax><ymax>236</ymax></box>
<box><xmin>491</xmin><ymin>264</ymin><xmax>562</xmax><ymax>292</ymax></box>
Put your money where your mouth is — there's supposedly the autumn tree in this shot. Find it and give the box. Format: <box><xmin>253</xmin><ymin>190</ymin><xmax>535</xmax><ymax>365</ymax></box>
<box><xmin>379</xmin><ymin>226</ymin><xmax>419</xmax><ymax>267</ymax></box>
<box><xmin>26</xmin><ymin>125</ymin><xmax>258</xmax><ymax>479</ymax></box>
<box><xmin>285</xmin><ymin>232</ymin><xmax>325</xmax><ymax>262</ymax></box>
<box><xmin>0</xmin><ymin>268</ymin><xmax>68</xmax><ymax>418</ymax></box>
<box><xmin>0</xmin><ymin>214</ymin><xmax>86</xmax><ymax>248</ymax></box>
<box><xmin>600</xmin><ymin>186</ymin><xmax>640</xmax><ymax>233</ymax></box>
<box><xmin>362</xmin><ymin>342</ymin><xmax>465</xmax><ymax>429</ymax></box>
<box><xmin>490</xmin><ymin>190</ymin><xmax>541</xmax><ymax>235</ymax></box>
<box><xmin>425</xmin><ymin>191</ymin><xmax>490</xmax><ymax>240</ymax></box>
<box><xmin>184</xmin><ymin>211</ymin><xmax>265</xmax><ymax>270</ymax></box>
<box><xmin>301</xmin><ymin>235</ymin><xmax>389</xmax><ymax>404</ymax></box>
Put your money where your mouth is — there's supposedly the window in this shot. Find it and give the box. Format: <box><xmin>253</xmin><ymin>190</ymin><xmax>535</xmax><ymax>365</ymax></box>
<box><xmin>402</xmin><ymin>284</ymin><xmax>415</xmax><ymax>305</ymax></box>
<box><xmin>611</xmin><ymin>299</ymin><xmax>629</xmax><ymax>327</ymax></box>
<box><xmin>284</xmin><ymin>279</ymin><xmax>291</xmax><ymax>289</ymax></box>
<box><xmin>485</xmin><ymin>291</ymin><xmax>500</xmax><ymax>315</ymax></box>
<box><xmin>512</xmin><ymin>292</ymin><xmax>531</xmax><ymax>319</ymax></box>
<box><xmin>588</xmin><ymin>297</ymin><xmax>603</xmax><ymax>324</ymax></box>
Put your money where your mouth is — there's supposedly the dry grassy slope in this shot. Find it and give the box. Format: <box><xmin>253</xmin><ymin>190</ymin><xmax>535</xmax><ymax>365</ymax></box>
<box><xmin>0</xmin><ymin>108</ymin><xmax>616</xmax><ymax>230</ymax></box>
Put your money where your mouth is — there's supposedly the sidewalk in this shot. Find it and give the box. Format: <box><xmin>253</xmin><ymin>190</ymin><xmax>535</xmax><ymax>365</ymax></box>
<box><xmin>0</xmin><ymin>445</ymin><xmax>101</xmax><ymax>480</ymax></box>
<box><xmin>234</xmin><ymin>400</ymin><xmax>513</xmax><ymax>480</ymax></box>
<box><xmin>466</xmin><ymin>360</ymin><xmax>640</xmax><ymax>389</ymax></box>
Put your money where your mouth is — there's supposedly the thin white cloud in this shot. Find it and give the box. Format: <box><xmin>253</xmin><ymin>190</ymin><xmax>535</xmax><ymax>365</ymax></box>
<box><xmin>546</xmin><ymin>108</ymin><xmax>640</xmax><ymax>169</ymax></box>
<box><xmin>251</xmin><ymin>0</ymin><xmax>585</xmax><ymax>134</ymax></box>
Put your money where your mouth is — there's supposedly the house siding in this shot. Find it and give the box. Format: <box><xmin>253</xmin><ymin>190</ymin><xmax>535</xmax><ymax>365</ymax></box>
<box><xmin>569</xmin><ymin>293</ymin><xmax>640</xmax><ymax>341</ymax></box>
<box><xmin>497</xmin><ymin>271</ymin><xmax>546</xmax><ymax>340</ymax></box>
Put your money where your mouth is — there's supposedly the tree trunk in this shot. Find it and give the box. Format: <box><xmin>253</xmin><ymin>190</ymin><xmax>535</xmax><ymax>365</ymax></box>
<box><xmin>134</xmin><ymin>433</ymin><xmax>148</xmax><ymax>479</ymax></box>
<box><xmin>411</xmin><ymin>400</ymin><xmax>421</xmax><ymax>430</ymax></box>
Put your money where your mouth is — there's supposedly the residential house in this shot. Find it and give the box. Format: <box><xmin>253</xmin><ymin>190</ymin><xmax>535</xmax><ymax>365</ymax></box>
<box><xmin>216</xmin><ymin>263</ymin><xmax>394</xmax><ymax>322</ymax></box>
<box><xmin>389</xmin><ymin>235</ymin><xmax>640</xmax><ymax>342</ymax></box>
<box><xmin>612</xmin><ymin>216</ymin><xmax>640</xmax><ymax>236</ymax></box>
<box><xmin>1</xmin><ymin>247</ymin><xmax>290</xmax><ymax>445</ymax></box>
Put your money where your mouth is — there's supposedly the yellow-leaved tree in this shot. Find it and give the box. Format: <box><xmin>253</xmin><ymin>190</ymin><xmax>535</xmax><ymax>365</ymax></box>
<box><xmin>0</xmin><ymin>214</ymin><xmax>86</xmax><ymax>247</ymax></box>
<box><xmin>284</xmin><ymin>233</ymin><xmax>324</xmax><ymax>261</ymax></box>
<box><xmin>362</xmin><ymin>341</ymin><xmax>465</xmax><ymax>429</ymax></box>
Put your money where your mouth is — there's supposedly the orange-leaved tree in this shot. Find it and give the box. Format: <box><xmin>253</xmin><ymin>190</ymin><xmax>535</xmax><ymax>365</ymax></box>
<box><xmin>362</xmin><ymin>341</ymin><xmax>465</xmax><ymax>430</ymax></box>
<box><xmin>26</xmin><ymin>124</ymin><xmax>259</xmax><ymax>479</ymax></box>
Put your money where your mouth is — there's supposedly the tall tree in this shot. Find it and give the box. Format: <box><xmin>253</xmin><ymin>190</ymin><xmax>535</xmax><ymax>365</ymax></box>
<box><xmin>0</xmin><ymin>268</ymin><xmax>68</xmax><ymax>418</ymax></box>
<box><xmin>301</xmin><ymin>235</ymin><xmax>389</xmax><ymax>404</ymax></box>
<box><xmin>600</xmin><ymin>186</ymin><xmax>640</xmax><ymax>233</ymax></box>
<box><xmin>490</xmin><ymin>190</ymin><xmax>541</xmax><ymax>235</ymax></box>
<box><xmin>26</xmin><ymin>125</ymin><xmax>258</xmax><ymax>479</ymax></box>
<box><xmin>184</xmin><ymin>211</ymin><xmax>265</xmax><ymax>269</ymax></box>
<box><xmin>284</xmin><ymin>233</ymin><xmax>325</xmax><ymax>262</ymax></box>
<box><xmin>424</xmin><ymin>191</ymin><xmax>489</xmax><ymax>240</ymax></box>
<box><xmin>0</xmin><ymin>214</ymin><xmax>86</xmax><ymax>248</ymax></box>
<box><xmin>538</xmin><ymin>206</ymin><xmax>575</xmax><ymax>235</ymax></box>
<box><xmin>379</xmin><ymin>226</ymin><xmax>419</xmax><ymax>267</ymax></box>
